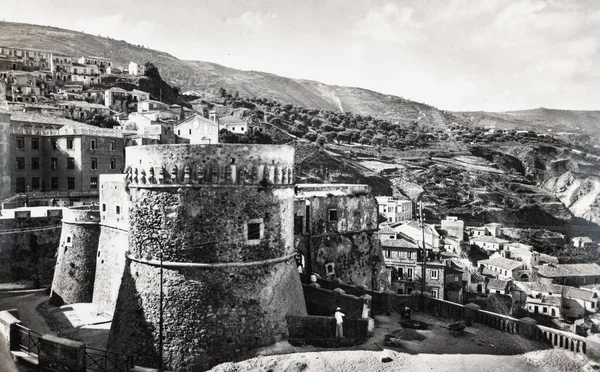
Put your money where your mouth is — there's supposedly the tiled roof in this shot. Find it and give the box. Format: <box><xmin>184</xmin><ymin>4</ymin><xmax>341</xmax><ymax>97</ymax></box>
<box><xmin>470</xmin><ymin>235</ymin><xmax>509</xmax><ymax>244</ymax></box>
<box><xmin>481</xmin><ymin>268</ymin><xmax>499</xmax><ymax>278</ymax></box>
<box><xmin>56</xmin><ymin>101</ymin><xmax>109</xmax><ymax>110</ymax></box>
<box><xmin>535</xmin><ymin>263</ymin><xmax>600</xmax><ymax>278</ymax></box>
<box><xmin>487</xmin><ymin>279</ymin><xmax>509</xmax><ymax>291</ymax></box>
<box><xmin>378</xmin><ymin>224</ymin><xmax>397</xmax><ymax>234</ymax></box>
<box><xmin>565</xmin><ymin>287</ymin><xmax>596</xmax><ymax>302</ymax></box>
<box><xmin>479</xmin><ymin>256</ymin><xmax>522</xmax><ymax>271</ymax></box>
<box><xmin>539</xmin><ymin>253</ymin><xmax>559</xmax><ymax>264</ymax></box>
<box><xmin>526</xmin><ymin>295</ymin><xmax>562</xmax><ymax>306</ymax></box>
<box><xmin>10</xmin><ymin>112</ymin><xmax>83</xmax><ymax>126</ymax></box>
<box><xmin>381</xmin><ymin>237</ymin><xmax>419</xmax><ymax>249</ymax></box>
<box><xmin>513</xmin><ymin>281</ymin><xmax>564</xmax><ymax>295</ymax></box>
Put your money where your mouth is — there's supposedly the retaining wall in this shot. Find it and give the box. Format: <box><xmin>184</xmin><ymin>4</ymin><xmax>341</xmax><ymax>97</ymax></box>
<box><xmin>425</xmin><ymin>298</ymin><xmax>589</xmax><ymax>354</ymax></box>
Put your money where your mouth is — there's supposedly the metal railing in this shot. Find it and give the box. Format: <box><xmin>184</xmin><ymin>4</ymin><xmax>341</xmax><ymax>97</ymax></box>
<box><xmin>85</xmin><ymin>347</ymin><xmax>133</xmax><ymax>372</ymax></box>
<box><xmin>16</xmin><ymin>324</ymin><xmax>41</xmax><ymax>356</ymax></box>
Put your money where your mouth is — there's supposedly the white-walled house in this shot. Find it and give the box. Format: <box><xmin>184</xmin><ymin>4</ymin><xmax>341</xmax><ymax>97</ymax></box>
<box><xmin>470</xmin><ymin>235</ymin><xmax>509</xmax><ymax>252</ymax></box>
<box><xmin>175</xmin><ymin>114</ymin><xmax>219</xmax><ymax>145</ymax></box>
<box><xmin>129</xmin><ymin>61</ymin><xmax>146</xmax><ymax>76</ymax></box>
<box><xmin>478</xmin><ymin>256</ymin><xmax>523</xmax><ymax>280</ymax></box>
<box><xmin>563</xmin><ymin>287</ymin><xmax>599</xmax><ymax>318</ymax></box>
<box><xmin>376</xmin><ymin>196</ymin><xmax>413</xmax><ymax>223</ymax></box>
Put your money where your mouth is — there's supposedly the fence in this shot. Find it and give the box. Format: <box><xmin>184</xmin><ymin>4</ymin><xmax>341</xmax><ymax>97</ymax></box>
<box><xmin>424</xmin><ymin>298</ymin><xmax>589</xmax><ymax>355</ymax></box>
<box><xmin>85</xmin><ymin>347</ymin><xmax>134</xmax><ymax>372</ymax></box>
<box><xmin>0</xmin><ymin>310</ymin><xmax>134</xmax><ymax>372</ymax></box>
<box><xmin>16</xmin><ymin>324</ymin><xmax>41</xmax><ymax>356</ymax></box>
<box><xmin>286</xmin><ymin>315</ymin><xmax>369</xmax><ymax>347</ymax></box>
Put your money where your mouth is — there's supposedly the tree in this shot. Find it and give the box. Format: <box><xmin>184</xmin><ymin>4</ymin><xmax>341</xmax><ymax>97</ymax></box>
<box><xmin>304</xmin><ymin>132</ymin><xmax>318</xmax><ymax>142</ymax></box>
<box><xmin>144</xmin><ymin>62</ymin><xmax>161</xmax><ymax>80</ymax></box>
<box><xmin>218</xmin><ymin>87</ymin><xmax>227</xmax><ymax>98</ymax></box>
<box><xmin>317</xmin><ymin>135</ymin><xmax>327</xmax><ymax>147</ymax></box>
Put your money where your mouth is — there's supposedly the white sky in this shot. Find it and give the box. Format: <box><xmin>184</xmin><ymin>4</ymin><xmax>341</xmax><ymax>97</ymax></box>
<box><xmin>1</xmin><ymin>0</ymin><xmax>599</xmax><ymax>111</ymax></box>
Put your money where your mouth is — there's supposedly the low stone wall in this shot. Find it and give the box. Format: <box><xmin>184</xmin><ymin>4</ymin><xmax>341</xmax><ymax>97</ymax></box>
<box><xmin>0</xmin><ymin>310</ymin><xmax>20</xmax><ymax>350</ymax></box>
<box><xmin>300</xmin><ymin>274</ymin><xmax>413</xmax><ymax>314</ymax></box>
<box><xmin>286</xmin><ymin>315</ymin><xmax>368</xmax><ymax>346</ymax></box>
<box><xmin>425</xmin><ymin>298</ymin><xmax>589</xmax><ymax>354</ymax></box>
<box><xmin>302</xmin><ymin>284</ymin><xmax>367</xmax><ymax>318</ymax></box>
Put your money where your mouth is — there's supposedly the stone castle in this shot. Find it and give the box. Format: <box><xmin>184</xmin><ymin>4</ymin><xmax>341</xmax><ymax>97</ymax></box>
<box><xmin>50</xmin><ymin>143</ymin><xmax>308</xmax><ymax>371</ymax></box>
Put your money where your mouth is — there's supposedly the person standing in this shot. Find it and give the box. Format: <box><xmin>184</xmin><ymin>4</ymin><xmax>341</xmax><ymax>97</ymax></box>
<box><xmin>334</xmin><ymin>307</ymin><xmax>345</xmax><ymax>338</ymax></box>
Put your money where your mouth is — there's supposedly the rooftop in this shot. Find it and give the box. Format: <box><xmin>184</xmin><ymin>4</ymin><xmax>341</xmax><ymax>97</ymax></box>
<box><xmin>513</xmin><ymin>280</ymin><xmax>565</xmax><ymax>295</ymax></box>
<box><xmin>294</xmin><ymin>184</ymin><xmax>371</xmax><ymax>198</ymax></box>
<box><xmin>470</xmin><ymin>235</ymin><xmax>510</xmax><ymax>244</ymax></box>
<box><xmin>526</xmin><ymin>295</ymin><xmax>562</xmax><ymax>306</ymax></box>
<box><xmin>381</xmin><ymin>237</ymin><xmax>419</xmax><ymax>249</ymax></box>
<box><xmin>534</xmin><ymin>263</ymin><xmax>600</xmax><ymax>278</ymax></box>
<box><xmin>399</xmin><ymin>220</ymin><xmax>440</xmax><ymax>237</ymax></box>
<box><xmin>479</xmin><ymin>256</ymin><xmax>522</xmax><ymax>271</ymax></box>
<box><xmin>56</xmin><ymin>100</ymin><xmax>109</xmax><ymax>110</ymax></box>
<box><xmin>565</xmin><ymin>287</ymin><xmax>597</xmax><ymax>302</ymax></box>
<box><xmin>10</xmin><ymin>111</ymin><xmax>83</xmax><ymax>126</ymax></box>
<box><xmin>487</xmin><ymin>279</ymin><xmax>509</xmax><ymax>291</ymax></box>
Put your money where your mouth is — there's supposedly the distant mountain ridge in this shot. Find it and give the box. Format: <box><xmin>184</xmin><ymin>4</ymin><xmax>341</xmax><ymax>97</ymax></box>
<box><xmin>1</xmin><ymin>21</ymin><xmax>599</xmax><ymax>137</ymax></box>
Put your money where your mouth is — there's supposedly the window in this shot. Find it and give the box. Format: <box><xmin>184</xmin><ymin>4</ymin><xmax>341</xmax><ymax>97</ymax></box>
<box><xmin>90</xmin><ymin>138</ymin><xmax>97</xmax><ymax>150</ymax></box>
<box><xmin>51</xmin><ymin>138</ymin><xmax>58</xmax><ymax>150</ymax></box>
<box><xmin>51</xmin><ymin>177</ymin><xmax>58</xmax><ymax>190</ymax></box>
<box><xmin>67</xmin><ymin>137</ymin><xmax>74</xmax><ymax>149</ymax></box>
<box><xmin>91</xmin><ymin>158</ymin><xmax>97</xmax><ymax>170</ymax></box>
<box><xmin>407</xmin><ymin>268</ymin><xmax>413</xmax><ymax>278</ymax></box>
<box><xmin>16</xmin><ymin>137</ymin><xmax>24</xmax><ymax>149</ymax></box>
<box><xmin>16</xmin><ymin>178</ymin><xmax>26</xmax><ymax>192</ymax></box>
<box><xmin>294</xmin><ymin>215</ymin><xmax>304</xmax><ymax>235</ymax></box>
<box><xmin>31</xmin><ymin>157</ymin><xmax>40</xmax><ymax>170</ymax></box>
<box><xmin>543</xmin><ymin>307</ymin><xmax>548</xmax><ymax>313</ymax></box>
<box><xmin>116</xmin><ymin>206</ymin><xmax>121</xmax><ymax>215</ymax></box>
<box><xmin>31</xmin><ymin>177</ymin><xmax>40</xmax><ymax>190</ymax></box>
<box><xmin>16</xmin><ymin>157</ymin><xmax>25</xmax><ymax>170</ymax></box>
<box><xmin>178</xmin><ymin>130</ymin><xmax>181</xmax><ymax>135</ymax></box>
<box><xmin>31</xmin><ymin>137</ymin><xmax>39</xmax><ymax>150</ymax></box>
<box><xmin>110</xmin><ymin>158</ymin><xmax>116</xmax><ymax>170</ymax></box>
<box><xmin>109</xmin><ymin>140</ymin><xmax>116</xmax><ymax>151</ymax></box>
<box><xmin>592</xmin><ymin>302</ymin><xmax>596</xmax><ymax>309</ymax></box>
<box><xmin>431</xmin><ymin>270</ymin><xmax>438</xmax><ymax>279</ymax></box>
<box><xmin>67</xmin><ymin>158</ymin><xmax>75</xmax><ymax>169</ymax></box>
<box><xmin>248</xmin><ymin>222</ymin><xmax>261</xmax><ymax>240</ymax></box>
<box><xmin>67</xmin><ymin>177</ymin><xmax>75</xmax><ymax>190</ymax></box>
<box><xmin>329</xmin><ymin>209</ymin><xmax>338</xmax><ymax>221</ymax></box>
<box><xmin>90</xmin><ymin>177</ymin><xmax>98</xmax><ymax>189</ymax></box>
<box><xmin>51</xmin><ymin>157</ymin><xmax>58</xmax><ymax>170</ymax></box>
<box><xmin>432</xmin><ymin>289</ymin><xmax>439</xmax><ymax>299</ymax></box>
<box><xmin>102</xmin><ymin>204</ymin><xmax>106</xmax><ymax>212</ymax></box>
<box><xmin>189</xmin><ymin>129</ymin><xmax>192</xmax><ymax>135</ymax></box>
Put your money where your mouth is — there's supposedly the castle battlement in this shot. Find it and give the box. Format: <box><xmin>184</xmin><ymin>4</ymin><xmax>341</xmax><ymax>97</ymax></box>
<box><xmin>125</xmin><ymin>144</ymin><xmax>295</xmax><ymax>187</ymax></box>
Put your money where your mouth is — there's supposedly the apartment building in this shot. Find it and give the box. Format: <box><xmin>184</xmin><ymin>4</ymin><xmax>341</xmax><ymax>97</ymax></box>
<box><xmin>376</xmin><ymin>196</ymin><xmax>413</xmax><ymax>223</ymax></box>
<box><xmin>9</xmin><ymin>112</ymin><xmax>123</xmax><ymax>202</ymax></box>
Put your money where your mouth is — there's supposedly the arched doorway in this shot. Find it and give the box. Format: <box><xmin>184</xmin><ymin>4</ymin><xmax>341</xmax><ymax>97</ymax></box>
<box><xmin>520</xmin><ymin>273</ymin><xmax>529</xmax><ymax>281</ymax></box>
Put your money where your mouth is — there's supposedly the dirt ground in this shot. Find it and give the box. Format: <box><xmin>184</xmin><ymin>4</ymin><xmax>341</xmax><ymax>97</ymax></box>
<box><xmin>210</xmin><ymin>311</ymin><xmax>600</xmax><ymax>372</ymax></box>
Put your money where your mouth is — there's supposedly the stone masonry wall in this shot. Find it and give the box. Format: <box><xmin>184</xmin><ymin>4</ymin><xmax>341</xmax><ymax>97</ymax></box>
<box><xmin>294</xmin><ymin>192</ymin><xmax>386</xmax><ymax>289</ymax></box>
<box><xmin>92</xmin><ymin>226</ymin><xmax>128</xmax><ymax>315</ymax></box>
<box><xmin>0</xmin><ymin>112</ymin><xmax>10</xmax><ymax>199</ymax></box>
<box><xmin>50</xmin><ymin>207</ymin><xmax>100</xmax><ymax>305</ymax></box>
<box><xmin>108</xmin><ymin>144</ymin><xmax>306</xmax><ymax>371</ymax></box>
<box><xmin>0</xmin><ymin>216</ymin><xmax>61</xmax><ymax>285</ymax></box>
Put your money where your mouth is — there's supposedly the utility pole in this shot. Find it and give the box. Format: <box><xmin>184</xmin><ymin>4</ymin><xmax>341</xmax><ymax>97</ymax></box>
<box><xmin>419</xmin><ymin>200</ymin><xmax>426</xmax><ymax>309</ymax></box>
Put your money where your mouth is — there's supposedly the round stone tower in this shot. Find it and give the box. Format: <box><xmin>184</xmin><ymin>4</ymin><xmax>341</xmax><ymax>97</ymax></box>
<box><xmin>108</xmin><ymin>144</ymin><xmax>307</xmax><ymax>371</ymax></box>
<box><xmin>50</xmin><ymin>206</ymin><xmax>100</xmax><ymax>305</ymax></box>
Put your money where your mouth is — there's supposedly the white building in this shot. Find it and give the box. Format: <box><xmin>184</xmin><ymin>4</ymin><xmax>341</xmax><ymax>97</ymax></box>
<box><xmin>128</xmin><ymin>61</ymin><xmax>146</xmax><ymax>76</ymax></box>
<box><xmin>175</xmin><ymin>115</ymin><xmax>219</xmax><ymax>145</ymax></box>
<box><xmin>376</xmin><ymin>196</ymin><xmax>413</xmax><ymax>223</ymax></box>
<box><xmin>441</xmin><ymin>216</ymin><xmax>464</xmax><ymax>241</ymax></box>
<box><xmin>478</xmin><ymin>256</ymin><xmax>523</xmax><ymax>280</ymax></box>
<box><xmin>395</xmin><ymin>220</ymin><xmax>440</xmax><ymax>250</ymax></box>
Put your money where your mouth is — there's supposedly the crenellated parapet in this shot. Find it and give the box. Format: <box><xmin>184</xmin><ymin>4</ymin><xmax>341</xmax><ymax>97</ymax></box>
<box><xmin>124</xmin><ymin>144</ymin><xmax>295</xmax><ymax>187</ymax></box>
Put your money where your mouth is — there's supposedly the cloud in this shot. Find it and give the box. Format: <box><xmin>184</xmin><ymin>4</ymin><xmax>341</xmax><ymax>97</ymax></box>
<box><xmin>356</xmin><ymin>3</ymin><xmax>423</xmax><ymax>42</ymax></box>
<box><xmin>225</xmin><ymin>11</ymin><xmax>278</xmax><ymax>31</ymax></box>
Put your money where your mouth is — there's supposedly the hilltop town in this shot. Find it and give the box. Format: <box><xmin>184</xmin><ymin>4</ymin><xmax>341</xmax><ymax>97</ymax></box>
<box><xmin>0</xmin><ymin>40</ymin><xmax>599</xmax><ymax>372</ymax></box>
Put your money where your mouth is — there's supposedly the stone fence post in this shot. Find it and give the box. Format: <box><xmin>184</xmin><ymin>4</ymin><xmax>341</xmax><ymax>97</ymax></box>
<box><xmin>39</xmin><ymin>334</ymin><xmax>85</xmax><ymax>372</ymax></box>
<box><xmin>0</xmin><ymin>310</ymin><xmax>21</xmax><ymax>351</ymax></box>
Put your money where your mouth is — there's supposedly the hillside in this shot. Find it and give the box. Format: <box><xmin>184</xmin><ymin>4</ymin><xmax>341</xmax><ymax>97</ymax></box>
<box><xmin>2</xmin><ymin>21</ymin><xmax>598</xmax><ymax>139</ymax></box>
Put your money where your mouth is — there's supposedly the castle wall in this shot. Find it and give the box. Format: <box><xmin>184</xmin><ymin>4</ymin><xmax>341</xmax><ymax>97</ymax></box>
<box><xmin>293</xmin><ymin>190</ymin><xmax>385</xmax><ymax>289</ymax></box>
<box><xmin>108</xmin><ymin>144</ymin><xmax>306</xmax><ymax>371</ymax></box>
<box><xmin>0</xmin><ymin>215</ymin><xmax>61</xmax><ymax>285</ymax></box>
<box><xmin>93</xmin><ymin>174</ymin><xmax>130</xmax><ymax>315</ymax></box>
<box><xmin>50</xmin><ymin>207</ymin><xmax>100</xmax><ymax>305</ymax></box>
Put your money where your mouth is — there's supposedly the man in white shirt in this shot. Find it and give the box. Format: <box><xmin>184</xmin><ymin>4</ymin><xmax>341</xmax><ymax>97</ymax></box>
<box><xmin>334</xmin><ymin>307</ymin><xmax>345</xmax><ymax>338</ymax></box>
